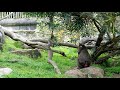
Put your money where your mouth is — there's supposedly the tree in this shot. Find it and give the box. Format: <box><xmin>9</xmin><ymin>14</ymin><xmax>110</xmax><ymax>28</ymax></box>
<box><xmin>26</xmin><ymin>12</ymin><xmax>120</xmax><ymax>64</ymax></box>
<box><xmin>61</xmin><ymin>12</ymin><xmax>120</xmax><ymax>64</ymax></box>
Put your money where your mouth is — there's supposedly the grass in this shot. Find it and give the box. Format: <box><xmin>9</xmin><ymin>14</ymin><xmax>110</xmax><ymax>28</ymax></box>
<box><xmin>1</xmin><ymin>37</ymin><xmax>120</xmax><ymax>78</ymax></box>
<box><xmin>0</xmin><ymin>37</ymin><xmax>77</xmax><ymax>78</ymax></box>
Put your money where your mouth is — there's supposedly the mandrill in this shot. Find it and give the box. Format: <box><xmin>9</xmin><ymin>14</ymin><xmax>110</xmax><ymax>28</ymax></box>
<box><xmin>77</xmin><ymin>43</ymin><xmax>91</xmax><ymax>69</ymax></box>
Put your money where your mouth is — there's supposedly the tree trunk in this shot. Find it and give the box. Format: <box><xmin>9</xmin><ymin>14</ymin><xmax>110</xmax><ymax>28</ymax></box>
<box><xmin>47</xmin><ymin>40</ymin><xmax>61</xmax><ymax>74</ymax></box>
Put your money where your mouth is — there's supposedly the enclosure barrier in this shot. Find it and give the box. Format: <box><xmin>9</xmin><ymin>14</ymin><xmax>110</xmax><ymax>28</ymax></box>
<box><xmin>0</xmin><ymin>12</ymin><xmax>37</xmax><ymax>19</ymax></box>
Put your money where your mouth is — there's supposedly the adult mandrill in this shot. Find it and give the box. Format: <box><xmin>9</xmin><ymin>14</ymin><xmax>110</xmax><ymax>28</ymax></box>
<box><xmin>77</xmin><ymin>43</ymin><xmax>91</xmax><ymax>69</ymax></box>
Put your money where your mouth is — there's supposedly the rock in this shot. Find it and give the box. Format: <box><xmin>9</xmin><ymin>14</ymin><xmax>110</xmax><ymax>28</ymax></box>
<box><xmin>0</xmin><ymin>68</ymin><xmax>13</xmax><ymax>76</ymax></box>
<box><xmin>65</xmin><ymin>68</ymin><xmax>88</xmax><ymax>78</ymax></box>
<box><xmin>80</xmin><ymin>66</ymin><xmax>104</xmax><ymax>78</ymax></box>
<box><xmin>11</xmin><ymin>49</ymin><xmax>41</xmax><ymax>59</ymax></box>
<box><xmin>65</xmin><ymin>66</ymin><xmax>104</xmax><ymax>78</ymax></box>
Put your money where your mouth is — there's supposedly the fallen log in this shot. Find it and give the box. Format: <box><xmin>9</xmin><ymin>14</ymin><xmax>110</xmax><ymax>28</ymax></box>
<box><xmin>30</xmin><ymin>39</ymin><xmax>78</xmax><ymax>48</ymax></box>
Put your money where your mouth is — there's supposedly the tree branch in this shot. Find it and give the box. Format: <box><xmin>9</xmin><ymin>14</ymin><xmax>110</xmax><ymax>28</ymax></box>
<box><xmin>92</xmin><ymin>19</ymin><xmax>101</xmax><ymax>33</ymax></box>
<box><xmin>95</xmin><ymin>50</ymin><xmax>120</xmax><ymax>64</ymax></box>
<box><xmin>36</xmin><ymin>45</ymin><xmax>67</xmax><ymax>57</ymax></box>
<box><xmin>30</xmin><ymin>39</ymin><xmax>78</xmax><ymax>48</ymax></box>
<box><xmin>30</xmin><ymin>38</ymin><xmax>97</xmax><ymax>49</ymax></box>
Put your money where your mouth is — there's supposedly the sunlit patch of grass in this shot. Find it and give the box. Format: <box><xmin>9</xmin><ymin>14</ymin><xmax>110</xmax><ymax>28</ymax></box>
<box><xmin>5</xmin><ymin>37</ymin><xmax>120</xmax><ymax>78</ymax></box>
<box><xmin>0</xmin><ymin>42</ymin><xmax>77</xmax><ymax>78</ymax></box>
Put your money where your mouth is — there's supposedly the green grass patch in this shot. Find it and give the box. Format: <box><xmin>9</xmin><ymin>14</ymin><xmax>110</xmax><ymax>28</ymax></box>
<box><xmin>2</xmin><ymin>37</ymin><xmax>120</xmax><ymax>78</ymax></box>
<box><xmin>0</xmin><ymin>37</ymin><xmax>77</xmax><ymax>78</ymax></box>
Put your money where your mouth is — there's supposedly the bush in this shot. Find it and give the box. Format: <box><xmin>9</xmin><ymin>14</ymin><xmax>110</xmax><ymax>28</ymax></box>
<box><xmin>104</xmin><ymin>66</ymin><xmax>120</xmax><ymax>74</ymax></box>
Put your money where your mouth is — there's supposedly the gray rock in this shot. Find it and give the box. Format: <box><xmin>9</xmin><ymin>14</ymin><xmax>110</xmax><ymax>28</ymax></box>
<box><xmin>65</xmin><ymin>68</ymin><xmax>88</xmax><ymax>78</ymax></box>
<box><xmin>0</xmin><ymin>68</ymin><xmax>13</xmax><ymax>76</ymax></box>
<box><xmin>65</xmin><ymin>66</ymin><xmax>104</xmax><ymax>78</ymax></box>
<box><xmin>80</xmin><ymin>66</ymin><xmax>104</xmax><ymax>78</ymax></box>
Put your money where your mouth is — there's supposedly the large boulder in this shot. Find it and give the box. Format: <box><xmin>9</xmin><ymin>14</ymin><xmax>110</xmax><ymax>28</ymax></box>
<box><xmin>0</xmin><ymin>68</ymin><xmax>13</xmax><ymax>76</ymax></box>
<box><xmin>65</xmin><ymin>68</ymin><xmax>88</xmax><ymax>78</ymax></box>
<box><xmin>65</xmin><ymin>66</ymin><xmax>104</xmax><ymax>78</ymax></box>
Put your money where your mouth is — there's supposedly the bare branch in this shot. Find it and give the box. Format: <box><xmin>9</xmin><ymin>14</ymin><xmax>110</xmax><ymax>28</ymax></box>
<box><xmin>92</xmin><ymin>19</ymin><xmax>102</xmax><ymax>33</ymax></box>
<box><xmin>106</xmin><ymin>29</ymin><xmax>112</xmax><ymax>41</ymax></box>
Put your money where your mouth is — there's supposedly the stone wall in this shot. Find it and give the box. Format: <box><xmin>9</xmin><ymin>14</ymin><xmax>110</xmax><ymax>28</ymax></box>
<box><xmin>0</xmin><ymin>18</ymin><xmax>38</xmax><ymax>30</ymax></box>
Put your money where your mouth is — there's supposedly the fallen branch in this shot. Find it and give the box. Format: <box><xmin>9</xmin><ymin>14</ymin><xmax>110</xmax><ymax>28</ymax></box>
<box><xmin>34</xmin><ymin>45</ymin><xmax>67</xmax><ymax>57</ymax></box>
<box><xmin>52</xmin><ymin>49</ymin><xmax>67</xmax><ymax>57</ymax></box>
<box><xmin>31</xmin><ymin>39</ymin><xmax>78</xmax><ymax>48</ymax></box>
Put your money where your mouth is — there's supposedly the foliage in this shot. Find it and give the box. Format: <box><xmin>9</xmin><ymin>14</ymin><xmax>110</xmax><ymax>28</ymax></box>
<box><xmin>104</xmin><ymin>66</ymin><xmax>120</xmax><ymax>74</ymax></box>
<box><xmin>2</xmin><ymin>36</ymin><xmax>20</xmax><ymax>52</ymax></box>
<box><xmin>25</xmin><ymin>12</ymin><xmax>95</xmax><ymax>36</ymax></box>
<box><xmin>25</xmin><ymin>12</ymin><xmax>120</xmax><ymax>34</ymax></box>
